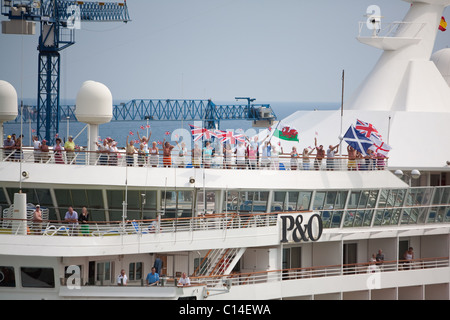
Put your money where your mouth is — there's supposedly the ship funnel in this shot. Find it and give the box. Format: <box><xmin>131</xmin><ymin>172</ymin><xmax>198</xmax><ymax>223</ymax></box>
<box><xmin>346</xmin><ymin>1</ymin><xmax>450</xmax><ymax>112</ymax></box>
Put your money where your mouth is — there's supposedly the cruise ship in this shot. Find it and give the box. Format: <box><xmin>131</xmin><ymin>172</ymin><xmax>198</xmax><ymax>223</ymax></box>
<box><xmin>1</xmin><ymin>0</ymin><xmax>450</xmax><ymax>301</ymax></box>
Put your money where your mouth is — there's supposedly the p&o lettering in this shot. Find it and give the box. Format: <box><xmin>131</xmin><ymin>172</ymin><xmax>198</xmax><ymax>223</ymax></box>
<box><xmin>280</xmin><ymin>214</ymin><xmax>323</xmax><ymax>243</ymax></box>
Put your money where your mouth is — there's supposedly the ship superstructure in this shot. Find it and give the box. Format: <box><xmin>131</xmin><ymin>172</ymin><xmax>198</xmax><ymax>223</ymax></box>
<box><xmin>0</xmin><ymin>0</ymin><xmax>450</xmax><ymax>300</ymax></box>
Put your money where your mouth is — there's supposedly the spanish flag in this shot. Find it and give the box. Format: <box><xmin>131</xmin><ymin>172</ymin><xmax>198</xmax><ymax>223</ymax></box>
<box><xmin>439</xmin><ymin>16</ymin><xmax>447</xmax><ymax>31</ymax></box>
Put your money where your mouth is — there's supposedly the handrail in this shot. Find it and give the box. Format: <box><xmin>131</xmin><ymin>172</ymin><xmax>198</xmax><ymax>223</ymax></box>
<box><xmin>0</xmin><ymin>211</ymin><xmax>281</xmax><ymax>236</ymax></box>
<box><xmin>189</xmin><ymin>256</ymin><xmax>450</xmax><ymax>288</ymax></box>
<box><xmin>56</xmin><ymin>256</ymin><xmax>449</xmax><ymax>289</ymax></box>
<box><xmin>0</xmin><ymin>146</ymin><xmax>388</xmax><ymax>171</ymax></box>
<box><xmin>357</xmin><ymin>21</ymin><xmax>426</xmax><ymax>39</ymax></box>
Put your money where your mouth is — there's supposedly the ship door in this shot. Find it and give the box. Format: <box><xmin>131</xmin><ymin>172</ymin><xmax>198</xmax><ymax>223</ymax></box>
<box><xmin>282</xmin><ymin>247</ymin><xmax>301</xmax><ymax>279</ymax></box>
<box><xmin>398</xmin><ymin>240</ymin><xmax>409</xmax><ymax>261</ymax></box>
<box><xmin>343</xmin><ymin>243</ymin><xmax>357</xmax><ymax>274</ymax></box>
<box><xmin>88</xmin><ymin>261</ymin><xmax>95</xmax><ymax>285</ymax></box>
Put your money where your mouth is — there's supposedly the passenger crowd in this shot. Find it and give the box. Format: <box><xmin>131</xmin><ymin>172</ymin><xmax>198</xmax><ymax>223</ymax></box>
<box><xmin>2</xmin><ymin>131</ymin><xmax>388</xmax><ymax>170</ymax></box>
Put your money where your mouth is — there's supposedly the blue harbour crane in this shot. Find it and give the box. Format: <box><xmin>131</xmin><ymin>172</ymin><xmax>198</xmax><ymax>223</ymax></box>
<box><xmin>3</xmin><ymin>1</ymin><xmax>276</xmax><ymax>137</ymax></box>
<box><xmin>1</xmin><ymin>0</ymin><xmax>130</xmax><ymax>143</ymax></box>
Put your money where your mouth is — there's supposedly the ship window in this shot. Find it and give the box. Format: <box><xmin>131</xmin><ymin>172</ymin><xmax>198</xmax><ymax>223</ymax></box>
<box><xmin>0</xmin><ymin>187</ymin><xmax>8</xmax><ymax>205</ymax></box>
<box><xmin>407</xmin><ymin>188</ymin><xmax>432</xmax><ymax>207</ymax></box>
<box><xmin>224</xmin><ymin>190</ymin><xmax>268</xmax><ymax>214</ymax></box>
<box><xmin>129</xmin><ymin>262</ymin><xmax>143</xmax><ymax>281</ymax></box>
<box><xmin>96</xmin><ymin>262</ymin><xmax>113</xmax><ymax>284</ymax></box>
<box><xmin>445</xmin><ymin>207</ymin><xmax>450</xmax><ymax>222</ymax></box>
<box><xmin>442</xmin><ymin>188</ymin><xmax>450</xmax><ymax>205</ymax></box>
<box><xmin>433</xmin><ymin>187</ymin><xmax>450</xmax><ymax>205</ymax></box>
<box><xmin>71</xmin><ymin>189</ymin><xmax>88</xmax><ymax>207</ymax></box>
<box><xmin>107</xmin><ymin>190</ymin><xmax>125</xmax><ymax>209</ymax></box>
<box><xmin>6</xmin><ymin>188</ymin><xmax>52</xmax><ymax>206</ymax></box>
<box><xmin>334</xmin><ymin>191</ymin><xmax>348</xmax><ymax>210</ymax></box>
<box><xmin>298</xmin><ymin>191</ymin><xmax>312</xmax><ymax>210</ymax></box>
<box><xmin>0</xmin><ymin>188</ymin><xmax>9</xmax><ymax>220</ymax></box>
<box><xmin>377</xmin><ymin>189</ymin><xmax>388</xmax><ymax>208</ymax></box>
<box><xmin>347</xmin><ymin>191</ymin><xmax>360</xmax><ymax>209</ymax></box>
<box><xmin>160</xmin><ymin>190</ymin><xmax>195</xmax><ymax>218</ymax></box>
<box><xmin>86</xmin><ymin>190</ymin><xmax>103</xmax><ymax>208</ymax></box>
<box><xmin>325</xmin><ymin>192</ymin><xmax>337</xmax><ymax>208</ymax></box>
<box><xmin>54</xmin><ymin>189</ymin><xmax>72</xmax><ymax>207</ymax></box>
<box><xmin>313</xmin><ymin>192</ymin><xmax>326</xmax><ymax>210</ymax></box>
<box><xmin>0</xmin><ymin>266</ymin><xmax>16</xmax><ymax>287</ymax></box>
<box><xmin>90</xmin><ymin>209</ymin><xmax>106</xmax><ymax>222</ymax></box>
<box><xmin>110</xmin><ymin>209</ymin><xmax>131</xmax><ymax>221</ymax></box>
<box><xmin>21</xmin><ymin>267</ymin><xmax>55</xmax><ymax>288</ymax></box>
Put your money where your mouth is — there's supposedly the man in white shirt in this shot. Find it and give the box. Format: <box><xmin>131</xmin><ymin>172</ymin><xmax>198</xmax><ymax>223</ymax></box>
<box><xmin>177</xmin><ymin>272</ymin><xmax>191</xmax><ymax>286</ymax></box>
<box><xmin>117</xmin><ymin>269</ymin><xmax>128</xmax><ymax>286</ymax></box>
<box><xmin>32</xmin><ymin>135</ymin><xmax>41</xmax><ymax>163</ymax></box>
<box><xmin>235</xmin><ymin>142</ymin><xmax>247</xmax><ymax>169</ymax></box>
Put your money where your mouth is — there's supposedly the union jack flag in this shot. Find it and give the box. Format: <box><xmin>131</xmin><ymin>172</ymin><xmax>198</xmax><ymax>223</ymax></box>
<box><xmin>355</xmin><ymin>119</ymin><xmax>382</xmax><ymax>141</ymax></box>
<box><xmin>140</xmin><ymin>125</ymin><xmax>145</xmax><ymax>130</ymax></box>
<box><xmin>189</xmin><ymin>125</ymin><xmax>216</xmax><ymax>141</ymax></box>
<box><xmin>218</xmin><ymin>130</ymin><xmax>246</xmax><ymax>145</ymax></box>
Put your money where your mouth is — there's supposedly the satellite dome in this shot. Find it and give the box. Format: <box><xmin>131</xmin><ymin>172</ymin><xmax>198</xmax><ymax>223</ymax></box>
<box><xmin>431</xmin><ymin>48</ymin><xmax>450</xmax><ymax>86</ymax></box>
<box><xmin>75</xmin><ymin>80</ymin><xmax>113</xmax><ymax>124</ymax></box>
<box><xmin>0</xmin><ymin>80</ymin><xmax>18</xmax><ymax>122</ymax></box>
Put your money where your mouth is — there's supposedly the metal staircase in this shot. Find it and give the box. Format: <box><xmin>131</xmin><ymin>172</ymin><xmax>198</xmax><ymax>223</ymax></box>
<box><xmin>194</xmin><ymin>247</ymin><xmax>246</xmax><ymax>277</ymax></box>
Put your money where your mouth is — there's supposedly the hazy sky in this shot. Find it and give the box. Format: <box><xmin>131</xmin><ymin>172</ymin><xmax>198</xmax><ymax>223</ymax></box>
<box><xmin>1</xmin><ymin>0</ymin><xmax>450</xmax><ymax>104</ymax></box>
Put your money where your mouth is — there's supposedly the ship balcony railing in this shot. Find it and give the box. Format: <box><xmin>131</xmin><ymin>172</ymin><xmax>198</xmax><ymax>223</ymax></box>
<box><xmin>0</xmin><ymin>147</ymin><xmax>388</xmax><ymax>171</ymax></box>
<box><xmin>0</xmin><ymin>212</ymin><xmax>279</xmax><ymax>236</ymax></box>
<box><xmin>55</xmin><ymin>256</ymin><xmax>449</xmax><ymax>289</ymax></box>
<box><xmin>190</xmin><ymin>256</ymin><xmax>450</xmax><ymax>288</ymax></box>
<box><xmin>357</xmin><ymin>21</ymin><xmax>426</xmax><ymax>39</ymax></box>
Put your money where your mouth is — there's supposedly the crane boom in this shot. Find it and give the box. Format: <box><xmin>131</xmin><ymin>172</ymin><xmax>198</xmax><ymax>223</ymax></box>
<box><xmin>1</xmin><ymin>0</ymin><xmax>130</xmax><ymax>143</ymax></box>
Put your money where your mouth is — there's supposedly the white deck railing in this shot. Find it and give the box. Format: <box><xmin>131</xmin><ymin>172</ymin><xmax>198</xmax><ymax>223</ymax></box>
<box><xmin>191</xmin><ymin>256</ymin><xmax>449</xmax><ymax>288</ymax></box>
<box><xmin>358</xmin><ymin>21</ymin><xmax>426</xmax><ymax>39</ymax></box>
<box><xmin>56</xmin><ymin>256</ymin><xmax>449</xmax><ymax>290</ymax></box>
<box><xmin>0</xmin><ymin>147</ymin><xmax>387</xmax><ymax>171</ymax></box>
<box><xmin>0</xmin><ymin>212</ymin><xmax>279</xmax><ymax>236</ymax></box>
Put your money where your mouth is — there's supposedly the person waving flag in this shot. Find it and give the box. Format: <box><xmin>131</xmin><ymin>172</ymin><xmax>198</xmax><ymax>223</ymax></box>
<box><xmin>343</xmin><ymin>125</ymin><xmax>374</xmax><ymax>156</ymax></box>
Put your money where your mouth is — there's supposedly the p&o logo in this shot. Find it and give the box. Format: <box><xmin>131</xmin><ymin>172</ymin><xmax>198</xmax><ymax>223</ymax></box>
<box><xmin>280</xmin><ymin>213</ymin><xmax>323</xmax><ymax>243</ymax></box>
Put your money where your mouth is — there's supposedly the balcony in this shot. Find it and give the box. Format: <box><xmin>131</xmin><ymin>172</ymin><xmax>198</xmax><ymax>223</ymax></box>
<box><xmin>357</xmin><ymin>21</ymin><xmax>426</xmax><ymax>51</ymax></box>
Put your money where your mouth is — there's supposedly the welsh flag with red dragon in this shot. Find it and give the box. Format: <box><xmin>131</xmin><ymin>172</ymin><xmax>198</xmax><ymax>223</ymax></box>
<box><xmin>272</xmin><ymin>122</ymin><xmax>299</xmax><ymax>142</ymax></box>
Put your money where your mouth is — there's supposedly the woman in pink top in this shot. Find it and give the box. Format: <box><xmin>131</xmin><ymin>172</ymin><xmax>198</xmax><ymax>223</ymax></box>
<box><xmin>248</xmin><ymin>145</ymin><xmax>257</xmax><ymax>169</ymax></box>
<box><xmin>54</xmin><ymin>138</ymin><xmax>64</xmax><ymax>164</ymax></box>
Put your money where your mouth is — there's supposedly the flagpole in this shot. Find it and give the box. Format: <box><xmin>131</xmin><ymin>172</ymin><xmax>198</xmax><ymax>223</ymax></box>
<box><xmin>339</xmin><ymin>69</ymin><xmax>345</xmax><ymax>156</ymax></box>
<box><xmin>268</xmin><ymin>120</ymin><xmax>281</xmax><ymax>143</ymax></box>
<box><xmin>387</xmin><ymin>116</ymin><xmax>391</xmax><ymax>145</ymax></box>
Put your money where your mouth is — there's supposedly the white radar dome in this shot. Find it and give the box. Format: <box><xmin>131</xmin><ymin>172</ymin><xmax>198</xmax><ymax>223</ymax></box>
<box><xmin>75</xmin><ymin>80</ymin><xmax>113</xmax><ymax>124</ymax></box>
<box><xmin>431</xmin><ymin>48</ymin><xmax>450</xmax><ymax>86</ymax></box>
<box><xmin>0</xmin><ymin>80</ymin><xmax>18</xmax><ymax>122</ymax></box>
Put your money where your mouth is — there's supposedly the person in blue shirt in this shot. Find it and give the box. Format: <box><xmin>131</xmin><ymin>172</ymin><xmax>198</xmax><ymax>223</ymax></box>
<box><xmin>146</xmin><ymin>267</ymin><xmax>159</xmax><ymax>286</ymax></box>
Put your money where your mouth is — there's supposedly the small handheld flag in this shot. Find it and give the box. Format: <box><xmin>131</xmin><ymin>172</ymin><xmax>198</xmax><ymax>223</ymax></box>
<box><xmin>439</xmin><ymin>16</ymin><xmax>447</xmax><ymax>31</ymax></box>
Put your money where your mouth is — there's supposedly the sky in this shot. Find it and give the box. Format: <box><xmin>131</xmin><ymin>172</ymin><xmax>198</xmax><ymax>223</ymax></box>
<box><xmin>1</xmin><ymin>0</ymin><xmax>450</xmax><ymax>105</ymax></box>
